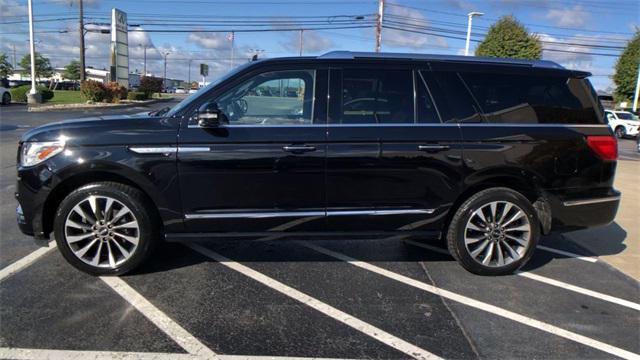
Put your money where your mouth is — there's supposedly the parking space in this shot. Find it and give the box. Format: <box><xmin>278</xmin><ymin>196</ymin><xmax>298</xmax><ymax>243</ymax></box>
<box><xmin>1</xmin><ymin>107</ymin><xmax>638</xmax><ymax>359</ymax></box>
<box><xmin>1</xmin><ymin>233</ymin><xmax>638</xmax><ymax>359</ymax></box>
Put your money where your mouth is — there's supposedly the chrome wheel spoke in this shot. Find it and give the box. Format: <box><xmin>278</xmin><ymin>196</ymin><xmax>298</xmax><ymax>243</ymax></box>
<box><xmin>489</xmin><ymin>202</ymin><xmax>498</xmax><ymax>222</ymax></box>
<box><xmin>502</xmin><ymin>241</ymin><xmax>520</xmax><ymax>260</ymax></box>
<box><xmin>474</xmin><ymin>208</ymin><xmax>488</xmax><ymax>225</ymax></box>
<box><xmin>465</xmin><ymin>235</ymin><xmax>487</xmax><ymax>245</ymax></box>
<box><xmin>470</xmin><ymin>239</ymin><xmax>490</xmax><ymax>258</ymax></box>
<box><xmin>501</xmin><ymin>210</ymin><xmax>524</xmax><ymax>228</ymax></box>
<box><xmin>506</xmin><ymin>234</ymin><xmax>529</xmax><ymax>247</ymax></box>
<box><xmin>65</xmin><ymin>195</ymin><xmax>139</xmax><ymax>269</ymax></box>
<box><xmin>504</xmin><ymin>224</ymin><xmax>530</xmax><ymax>232</ymax></box>
<box><xmin>498</xmin><ymin>203</ymin><xmax>512</xmax><ymax>225</ymax></box>
<box><xmin>496</xmin><ymin>242</ymin><xmax>505</xmax><ymax>266</ymax></box>
<box><xmin>466</xmin><ymin>222</ymin><xmax>486</xmax><ymax>232</ymax></box>
<box><xmin>113</xmin><ymin>231</ymin><xmax>139</xmax><ymax>246</ymax></box>
<box><xmin>482</xmin><ymin>242</ymin><xmax>494</xmax><ymax>265</ymax></box>
<box><xmin>66</xmin><ymin>232</ymin><xmax>95</xmax><ymax>244</ymax></box>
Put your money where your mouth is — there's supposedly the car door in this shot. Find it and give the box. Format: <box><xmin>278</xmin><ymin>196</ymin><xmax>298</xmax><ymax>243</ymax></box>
<box><xmin>324</xmin><ymin>64</ymin><xmax>464</xmax><ymax>233</ymax></box>
<box><xmin>177</xmin><ymin>65</ymin><xmax>328</xmax><ymax>233</ymax></box>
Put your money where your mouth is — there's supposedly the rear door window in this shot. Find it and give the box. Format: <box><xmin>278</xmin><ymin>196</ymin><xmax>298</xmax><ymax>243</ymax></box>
<box><xmin>460</xmin><ymin>72</ymin><xmax>601</xmax><ymax>124</ymax></box>
<box><xmin>331</xmin><ymin>68</ymin><xmax>414</xmax><ymax>124</ymax></box>
<box><xmin>423</xmin><ymin>71</ymin><xmax>483</xmax><ymax>123</ymax></box>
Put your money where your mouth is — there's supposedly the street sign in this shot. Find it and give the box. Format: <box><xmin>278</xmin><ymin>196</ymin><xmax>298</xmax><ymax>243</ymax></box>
<box><xmin>110</xmin><ymin>8</ymin><xmax>129</xmax><ymax>88</ymax></box>
<box><xmin>200</xmin><ymin>63</ymin><xmax>209</xmax><ymax>77</ymax></box>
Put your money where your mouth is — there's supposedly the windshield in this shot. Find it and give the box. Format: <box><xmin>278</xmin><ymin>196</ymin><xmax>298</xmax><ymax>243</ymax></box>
<box><xmin>166</xmin><ymin>62</ymin><xmax>254</xmax><ymax>117</ymax></box>
<box><xmin>615</xmin><ymin>112</ymin><xmax>639</xmax><ymax>120</ymax></box>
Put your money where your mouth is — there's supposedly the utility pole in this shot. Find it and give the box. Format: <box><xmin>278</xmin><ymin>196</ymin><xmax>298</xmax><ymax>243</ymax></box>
<box><xmin>229</xmin><ymin>31</ymin><xmax>235</xmax><ymax>69</ymax></box>
<box><xmin>162</xmin><ymin>51</ymin><xmax>170</xmax><ymax>91</ymax></box>
<box><xmin>465</xmin><ymin>11</ymin><xmax>483</xmax><ymax>56</ymax></box>
<box><xmin>12</xmin><ymin>44</ymin><xmax>16</xmax><ymax>68</ymax></box>
<box><xmin>79</xmin><ymin>0</ymin><xmax>86</xmax><ymax>81</ymax></box>
<box><xmin>633</xmin><ymin>62</ymin><xmax>640</xmax><ymax>112</ymax></box>
<box><xmin>140</xmin><ymin>44</ymin><xmax>147</xmax><ymax>76</ymax></box>
<box><xmin>375</xmin><ymin>0</ymin><xmax>384</xmax><ymax>52</ymax></box>
<box><xmin>187</xmin><ymin>59</ymin><xmax>192</xmax><ymax>87</ymax></box>
<box><xmin>299</xmin><ymin>29</ymin><xmax>304</xmax><ymax>56</ymax></box>
<box><xmin>27</xmin><ymin>0</ymin><xmax>40</xmax><ymax>103</ymax></box>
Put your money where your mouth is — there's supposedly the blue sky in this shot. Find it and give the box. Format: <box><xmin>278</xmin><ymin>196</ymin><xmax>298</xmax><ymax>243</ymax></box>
<box><xmin>1</xmin><ymin>0</ymin><xmax>638</xmax><ymax>91</ymax></box>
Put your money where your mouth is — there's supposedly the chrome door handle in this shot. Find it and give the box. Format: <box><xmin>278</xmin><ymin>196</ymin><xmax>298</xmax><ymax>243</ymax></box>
<box><xmin>282</xmin><ymin>145</ymin><xmax>316</xmax><ymax>153</ymax></box>
<box><xmin>418</xmin><ymin>144</ymin><xmax>450</xmax><ymax>152</ymax></box>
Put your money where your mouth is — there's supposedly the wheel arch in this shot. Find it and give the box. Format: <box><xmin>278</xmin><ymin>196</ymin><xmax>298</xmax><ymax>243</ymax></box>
<box><xmin>443</xmin><ymin>170</ymin><xmax>552</xmax><ymax>236</ymax></box>
<box><xmin>42</xmin><ymin>168</ymin><xmax>165</xmax><ymax>237</ymax></box>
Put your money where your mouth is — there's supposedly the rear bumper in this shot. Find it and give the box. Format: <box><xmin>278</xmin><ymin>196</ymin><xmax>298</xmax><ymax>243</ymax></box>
<box><xmin>548</xmin><ymin>189</ymin><xmax>620</xmax><ymax>231</ymax></box>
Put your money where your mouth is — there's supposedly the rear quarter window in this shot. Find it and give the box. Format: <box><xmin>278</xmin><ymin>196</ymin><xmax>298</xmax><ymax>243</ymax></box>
<box><xmin>460</xmin><ymin>72</ymin><xmax>602</xmax><ymax>124</ymax></box>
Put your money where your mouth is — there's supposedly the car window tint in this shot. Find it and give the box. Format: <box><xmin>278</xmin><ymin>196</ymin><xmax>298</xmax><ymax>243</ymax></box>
<box><xmin>425</xmin><ymin>71</ymin><xmax>482</xmax><ymax>123</ymax></box>
<box><xmin>416</xmin><ymin>71</ymin><xmax>441</xmax><ymax>123</ymax></box>
<box><xmin>336</xmin><ymin>69</ymin><xmax>414</xmax><ymax>124</ymax></box>
<box><xmin>461</xmin><ymin>72</ymin><xmax>600</xmax><ymax>124</ymax></box>
<box><xmin>215</xmin><ymin>70</ymin><xmax>315</xmax><ymax>125</ymax></box>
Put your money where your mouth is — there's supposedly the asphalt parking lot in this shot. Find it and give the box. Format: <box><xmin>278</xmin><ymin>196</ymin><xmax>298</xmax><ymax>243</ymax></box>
<box><xmin>0</xmin><ymin>102</ymin><xmax>639</xmax><ymax>359</ymax></box>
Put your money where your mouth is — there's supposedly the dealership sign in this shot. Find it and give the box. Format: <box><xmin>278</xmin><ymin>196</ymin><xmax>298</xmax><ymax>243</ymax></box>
<box><xmin>110</xmin><ymin>8</ymin><xmax>129</xmax><ymax>87</ymax></box>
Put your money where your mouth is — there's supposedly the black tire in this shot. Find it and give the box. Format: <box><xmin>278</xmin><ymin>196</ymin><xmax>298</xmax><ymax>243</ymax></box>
<box><xmin>615</xmin><ymin>126</ymin><xmax>626</xmax><ymax>139</ymax></box>
<box><xmin>1</xmin><ymin>92</ymin><xmax>10</xmax><ymax>105</ymax></box>
<box><xmin>54</xmin><ymin>182</ymin><xmax>158</xmax><ymax>276</ymax></box>
<box><xmin>446</xmin><ymin>187</ymin><xmax>540</xmax><ymax>276</ymax></box>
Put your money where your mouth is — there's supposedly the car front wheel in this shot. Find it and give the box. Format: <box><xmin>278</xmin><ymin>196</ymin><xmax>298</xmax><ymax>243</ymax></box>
<box><xmin>615</xmin><ymin>126</ymin><xmax>626</xmax><ymax>138</ymax></box>
<box><xmin>446</xmin><ymin>187</ymin><xmax>540</xmax><ymax>275</ymax></box>
<box><xmin>1</xmin><ymin>92</ymin><xmax>10</xmax><ymax>105</ymax></box>
<box><xmin>54</xmin><ymin>182</ymin><xmax>157</xmax><ymax>275</ymax></box>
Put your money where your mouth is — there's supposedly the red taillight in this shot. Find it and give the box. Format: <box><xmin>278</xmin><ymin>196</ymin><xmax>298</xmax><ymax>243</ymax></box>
<box><xmin>586</xmin><ymin>135</ymin><xmax>618</xmax><ymax>161</ymax></box>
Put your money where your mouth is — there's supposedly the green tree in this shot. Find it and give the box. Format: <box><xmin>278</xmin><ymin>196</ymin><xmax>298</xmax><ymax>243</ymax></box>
<box><xmin>63</xmin><ymin>60</ymin><xmax>81</xmax><ymax>80</ymax></box>
<box><xmin>475</xmin><ymin>16</ymin><xmax>542</xmax><ymax>60</ymax></box>
<box><xmin>613</xmin><ymin>31</ymin><xmax>640</xmax><ymax>103</ymax></box>
<box><xmin>19</xmin><ymin>53</ymin><xmax>53</xmax><ymax>79</ymax></box>
<box><xmin>0</xmin><ymin>53</ymin><xmax>13</xmax><ymax>79</ymax></box>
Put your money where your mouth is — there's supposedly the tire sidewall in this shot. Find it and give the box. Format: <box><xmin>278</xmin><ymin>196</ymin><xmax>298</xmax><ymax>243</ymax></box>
<box><xmin>53</xmin><ymin>183</ymin><xmax>155</xmax><ymax>276</ymax></box>
<box><xmin>2</xmin><ymin>92</ymin><xmax>9</xmax><ymax>105</ymax></box>
<box><xmin>450</xmin><ymin>189</ymin><xmax>540</xmax><ymax>276</ymax></box>
<box><xmin>615</xmin><ymin>126</ymin><xmax>625</xmax><ymax>138</ymax></box>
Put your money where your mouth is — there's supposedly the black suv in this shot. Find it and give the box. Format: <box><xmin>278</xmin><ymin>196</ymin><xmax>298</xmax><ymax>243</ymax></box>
<box><xmin>16</xmin><ymin>51</ymin><xmax>620</xmax><ymax>276</ymax></box>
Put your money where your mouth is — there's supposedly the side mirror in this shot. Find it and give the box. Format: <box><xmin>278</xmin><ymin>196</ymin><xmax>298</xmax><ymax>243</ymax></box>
<box><xmin>197</xmin><ymin>102</ymin><xmax>226</xmax><ymax>128</ymax></box>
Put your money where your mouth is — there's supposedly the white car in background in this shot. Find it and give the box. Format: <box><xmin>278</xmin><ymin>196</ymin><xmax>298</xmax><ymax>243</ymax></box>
<box><xmin>0</xmin><ymin>86</ymin><xmax>11</xmax><ymax>105</ymax></box>
<box><xmin>605</xmin><ymin>110</ymin><xmax>639</xmax><ymax>138</ymax></box>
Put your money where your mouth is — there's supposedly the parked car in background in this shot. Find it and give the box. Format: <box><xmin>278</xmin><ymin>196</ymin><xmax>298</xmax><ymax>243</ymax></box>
<box><xmin>16</xmin><ymin>51</ymin><xmax>620</xmax><ymax>276</ymax></box>
<box><xmin>175</xmin><ymin>87</ymin><xmax>187</xmax><ymax>94</ymax></box>
<box><xmin>0</xmin><ymin>86</ymin><xmax>11</xmax><ymax>105</ymax></box>
<box><xmin>605</xmin><ymin>110</ymin><xmax>640</xmax><ymax>138</ymax></box>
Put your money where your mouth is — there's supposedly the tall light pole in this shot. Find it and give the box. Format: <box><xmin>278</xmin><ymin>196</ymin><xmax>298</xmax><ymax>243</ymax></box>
<box><xmin>162</xmin><ymin>51</ymin><xmax>170</xmax><ymax>91</ymax></box>
<box><xmin>633</xmin><ymin>62</ymin><xmax>640</xmax><ymax>112</ymax></box>
<box><xmin>299</xmin><ymin>29</ymin><xmax>304</xmax><ymax>56</ymax></box>
<box><xmin>465</xmin><ymin>11</ymin><xmax>483</xmax><ymax>56</ymax></box>
<box><xmin>187</xmin><ymin>59</ymin><xmax>192</xmax><ymax>88</ymax></box>
<box><xmin>27</xmin><ymin>0</ymin><xmax>40</xmax><ymax>103</ymax></box>
<box><xmin>138</xmin><ymin>43</ymin><xmax>147</xmax><ymax>76</ymax></box>
<box><xmin>375</xmin><ymin>0</ymin><xmax>384</xmax><ymax>52</ymax></box>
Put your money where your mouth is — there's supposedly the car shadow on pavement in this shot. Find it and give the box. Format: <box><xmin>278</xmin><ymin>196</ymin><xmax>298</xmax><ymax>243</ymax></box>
<box><xmin>128</xmin><ymin>234</ymin><xmax>585</xmax><ymax>276</ymax></box>
<box><xmin>562</xmin><ymin>222</ymin><xmax>628</xmax><ymax>257</ymax></box>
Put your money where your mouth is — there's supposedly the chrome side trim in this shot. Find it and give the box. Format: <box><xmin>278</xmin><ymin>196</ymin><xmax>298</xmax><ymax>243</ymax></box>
<box><xmin>326</xmin><ymin>209</ymin><xmax>435</xmax><ymax>216</ymax></box>
<box><xmin>563</xmin><ymin>196</ymin><xmax>621</xmax><ymax>207</ymax></box>
<box><xmin>185</xmin><ymin>211</ymin><xmax>324</xmax><ymax>219</ymax></box>
<box><xmin>129</xmin><ymin>146</ymin><xmax>177</xmax><ymax>154</ymax></box>
<box><xmin>178</xmin><ymin>146</ymin><xmax>211</xmax><ymax>153</ymax></box>
<box><xmin>184</xmin><ymin>208</ymin><xmax>436</xmax><ymax>219</ymax></box>
<box><xmin>185</xmin><ymin>123</ymin><xmax>609</xmax><ymax>129</ymax></box>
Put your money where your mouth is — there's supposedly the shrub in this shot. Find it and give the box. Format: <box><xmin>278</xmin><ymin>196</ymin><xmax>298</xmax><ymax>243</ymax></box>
<box><xmin>127</xmin><ymin>91</ymin><xmax>148</xmax><ymax>101</ymax></box>
<box><xmin>9</xmin><ymin>85</ymin><xmax>54</xmax><ymax>102</ymax></box>
<box><xmin>139</xmin><ymin>76</ymin><xmax>163</xmax><ymax>97</ymax></box>
<box><xmin>80</xmin><ymin>80</ymin><xmax>106</xmax><ymax>102</ymax></box>
<box><xmin>104</xmin><ymin>82</ymin><xmax>128</xmax><ymax>103</ymax></box>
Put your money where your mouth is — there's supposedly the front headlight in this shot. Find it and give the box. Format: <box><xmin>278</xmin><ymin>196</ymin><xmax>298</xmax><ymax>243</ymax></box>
<box><xmin>21</xmin><ymin>140</ymin><xmax>65</xmax><ymax>167</ymax></box>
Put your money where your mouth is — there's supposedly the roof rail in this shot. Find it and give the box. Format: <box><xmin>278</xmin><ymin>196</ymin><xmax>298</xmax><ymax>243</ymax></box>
<box><xmin>317</xmin><ymin>51</ymin><xmax>564</xmax><ymax>70</ymax></box>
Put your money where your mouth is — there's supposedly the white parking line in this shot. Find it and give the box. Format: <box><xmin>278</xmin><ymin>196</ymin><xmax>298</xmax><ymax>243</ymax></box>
<box><xmin>403</xmin><ymin>239</ymin><xmax>640</xmax><ymax>311</ymax></box>
<box><xmin>536</xmin><ymin>245</ymin><xmax>598</xmax><ymax>263</ymax></box>
<box><xmin>302</xmin><ymin>242</ymin><xmax>640</xmax><ymax>360</ymax></box>
<box><xmin>100</xmin><ymin>276</ymin><xmax>217</xmax><ymax>358</ymax></box>
<box><xmin>188</xmin><ymin>243</ymin><xmax>442</xmax><ymax>360</ymax></box>
<box><xmin>0</xmin><ymin>347</ymin><xmax>357</xmax><ymax>360</ymax></box>
<box><xmin>0</xmin><ymin>242</ymin><xmax>56</xmax><ymax>282</ymax></box>
<box><xmin>0</xmin><ymin>348</ymin><xmax>198</xmax><ymax>360</ymax></box>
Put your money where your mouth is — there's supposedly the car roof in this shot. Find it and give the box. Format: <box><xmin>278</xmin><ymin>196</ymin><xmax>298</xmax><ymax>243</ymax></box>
<box><xmin>256</xmin><ymin>51</ymin><xmax>590</xmax><ymax>77</ymax></box>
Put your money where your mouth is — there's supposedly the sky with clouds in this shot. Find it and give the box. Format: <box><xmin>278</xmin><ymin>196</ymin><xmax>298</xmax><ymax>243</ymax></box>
<box><xmin>0</xmin><ymin>0</ymin><xmax>637</xmax><ymax>91</ymax></box>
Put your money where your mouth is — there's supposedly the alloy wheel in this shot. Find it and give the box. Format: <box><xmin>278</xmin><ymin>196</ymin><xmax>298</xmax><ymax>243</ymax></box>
<box><xmin>464</xmin><ymin>201</ymin><xmax>531</xmax><ymax>267</ymax></box>
<box><xmin>64</xmin><ymin>195</ymin><xmax>140</xmax><ymax>268</ymax></box>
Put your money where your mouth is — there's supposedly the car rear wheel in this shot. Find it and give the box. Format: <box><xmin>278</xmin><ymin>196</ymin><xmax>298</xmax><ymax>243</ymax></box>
<box><xmin>1</xmin><ymin>92</ymin><xmax>10</xmax><ymax>105</ymax></box>
<box><xmin>615</xmin><ymin>126</ymin><xmax>626</xmax><ymax>139</ymax></box>
<box><xmin>54</xmin><ymin>182</ymin><xmax>157</xmax><ymax>275</ymax></box>
<box><xmin>446</xmin><ymin>187</ymin><xmax>540</xmax><ymax>275</ymax></box>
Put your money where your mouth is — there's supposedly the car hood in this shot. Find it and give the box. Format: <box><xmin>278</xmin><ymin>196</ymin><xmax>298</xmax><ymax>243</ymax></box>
<box><xmin>21</xmin><ymin>113</ymin><xmax>179</xmax><ymax>146</ymax></box>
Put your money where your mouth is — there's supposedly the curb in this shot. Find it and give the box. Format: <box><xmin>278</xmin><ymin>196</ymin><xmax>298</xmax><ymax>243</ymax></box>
<box><xmin>27</xmin><ymin>97</ymin><xmax>175</xmax><ymax>112</ymax></box>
